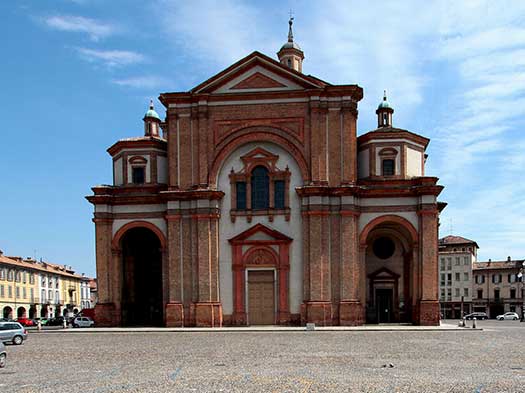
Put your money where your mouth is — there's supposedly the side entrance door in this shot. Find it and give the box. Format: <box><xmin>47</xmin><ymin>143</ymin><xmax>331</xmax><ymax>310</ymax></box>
<box><xmin>376</xmin><ymin>288</ymin><xmax>393</xmax><ymax>323</ymax></box>
<box><xmin>248</xmin><ymin>270</ymin><xmax>275</xmax><ymax>325</ymax></box>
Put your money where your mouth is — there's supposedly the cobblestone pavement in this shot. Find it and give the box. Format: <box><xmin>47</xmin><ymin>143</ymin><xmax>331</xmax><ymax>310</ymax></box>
<box><xmin>1</xmin><ymin>320</ymin><xmax>524</xmax><ymax>392</ymax></box>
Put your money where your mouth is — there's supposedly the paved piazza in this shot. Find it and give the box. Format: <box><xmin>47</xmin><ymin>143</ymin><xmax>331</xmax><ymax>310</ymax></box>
<box><xmin>1</xmin><ymin>321</ymin><xmax>524</xmax><ymax>392</ymax></box>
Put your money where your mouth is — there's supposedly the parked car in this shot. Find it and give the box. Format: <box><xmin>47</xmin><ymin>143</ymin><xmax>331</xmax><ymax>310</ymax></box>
<box><xmin>16</xmin><ymin>317</ymin><xmax>35</xmax><ymax>327</ymax></box>
<box><xmin>46</xmin><ymin>317</ymin><xmax>64</xmax><ymax>326</ymax></box>
<box><xmin>0</xmin><ymin>322</ymin><xmax>27</xmax><ymax>345</ymax></box>
<box><xmin>496</xmin><ymin>312</ymin><xmax>519</xmax><ymax>320</ymax></box>
<box><xmin>33</xmin><ymin>318</ymin><xmax>49</xmax><ymax>326</ymax></box>
<box><xmin>0</xmin><ymin>342</ymin><xmax>6</xmax><ymax>368</ymax></box>
<box><xmin>72</xmin><ymin>317</ymin><xmax>94</xmax><ymax>328</ymax></box>
<box><xmin>464</xmin><ymin>312</ymin><xmax>488</xmax><ymax>320</ymax></box>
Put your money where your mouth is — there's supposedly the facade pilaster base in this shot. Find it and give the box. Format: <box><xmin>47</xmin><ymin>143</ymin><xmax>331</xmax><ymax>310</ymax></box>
<box><xmin>418</xmin><ymin>300</ymin><xmax>440</xmax><ymax>326</ymax></box>
<box><xmin>231</xmin><ymin>311</ymin><xmax>247</xmax><ymax>326</ymax></box>
<box><xmin>165</xmin><ymin>302</ymin><xmax>184</xmax><ymax>327</ymax></box>
<box><xmin>339</xmin><ymin>301</ymin><xmax>365</xmax><ymax>326</ymax></box>
<box><xmin>302</xmin><ymin>301</ymin><xmax>333</xmax><ymax>326</ymax></box>
<box><xmin>94</xmin><ymin>303</ymin><xmax>118</xmax><ymax>327</ymax></box>
<box><xmin>194</xmin><ymin>302</ymin><xmax>223</xmax><ymax>327</ymax></box>
<box><xmin>278</xmin><ymin>311</ymin><xmax>291</xmax><ymax>325</ymax></box>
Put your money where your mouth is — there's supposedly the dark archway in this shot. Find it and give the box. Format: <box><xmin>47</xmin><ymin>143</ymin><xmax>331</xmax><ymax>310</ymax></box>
<box><xmin>120</xmin><ymin>227</ymin><xmax>164</xmax><ymax>326</ymax></box>
<box><xmin>40</xmin><ymin>307</ymin><xmax>48</xmax><ymax>318</ymax></box>
<box><xmin>362</xmin><ymin>218</ymin><xmax>417</xmax><ymax>324</ymax></box>
<box><xmin>3</xmin><ymin>306</ymin><xmax>13</xmax><ymax>319</ymax></box>
<box><xmin>17</xmin><ymin>307</ymin><xmax>26</xmax><ymax>318</ymax></box>
<box><xmin>29</xmin><ymin>306</ymin><xmax>37</xmax><ymax>319</ymax></box>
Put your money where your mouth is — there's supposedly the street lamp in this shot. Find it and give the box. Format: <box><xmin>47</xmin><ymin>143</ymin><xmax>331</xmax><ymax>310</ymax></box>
<box><xmin>518</xmin><ymin>262</ymin><xmax>525</xmax><ymax>323</ymax></box>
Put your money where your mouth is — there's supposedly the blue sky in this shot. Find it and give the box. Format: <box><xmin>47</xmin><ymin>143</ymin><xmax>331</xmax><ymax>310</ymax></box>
<box><xmin>1</xmin><ymin>0</ymin><xmax>524</xmax><ymax>276</ymax></box>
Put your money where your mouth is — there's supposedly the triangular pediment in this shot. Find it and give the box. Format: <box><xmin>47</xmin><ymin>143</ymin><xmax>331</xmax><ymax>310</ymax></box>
<box><xmin>228</xmin><ymin>223</ymin><xmax>293</xmax><ymax>244</ymax></box>
<box><xmin>368</xmin><ymin>267</ymin><xmax>400</xmax><ymax>279</ymax></box>
<box><xmin>191</xmin><ymin>51</ymin><xmax>326</xmax><ymax>94</ymax></box>
<box><xmin>231</xmin><ymin>72</ymin><xmax>287</xmax><ymax>90</ymax></box>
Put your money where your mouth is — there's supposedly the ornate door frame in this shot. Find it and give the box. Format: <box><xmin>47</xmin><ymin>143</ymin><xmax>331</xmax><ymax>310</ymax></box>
<box><xmin>229</xmin><ymin>224</ymin><xmax>292</xmax><ymax>325</ymax></box>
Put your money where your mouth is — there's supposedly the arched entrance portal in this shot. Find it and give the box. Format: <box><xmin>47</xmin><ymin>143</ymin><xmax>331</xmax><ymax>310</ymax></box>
<box><xmin>3</xmin><ymin>306</ymin><xmax>13</xmax><ymax>319</ymax></box>
<box><xmin>362</xmin><ymin>217</ymin><xmax>417</xmax><ymax>324</ymax></box>
<box><xmin>17</xmin><ymin>307</ymin><xmax>26</xmax><ymax>318</ymax></box>
<box><xmin>120</xmin><ymin>227</ymin><xmax>164</xmax><ymax>326</ymax></box>
<box><xmin>29</xmin><ymin>306</ymin><xmax>37</xmax><ymax>319</ymax></box>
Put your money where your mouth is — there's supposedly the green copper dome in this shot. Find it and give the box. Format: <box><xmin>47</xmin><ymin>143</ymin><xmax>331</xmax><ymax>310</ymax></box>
<box><xmin>144</xmin><ymin>100</ymin><xmax>160</xmax><ymax>120</ymax></box>
<box><xmin>377</xmin><ymin>91</ymin><xmax>392</xmax><ymax>110</ymax></box>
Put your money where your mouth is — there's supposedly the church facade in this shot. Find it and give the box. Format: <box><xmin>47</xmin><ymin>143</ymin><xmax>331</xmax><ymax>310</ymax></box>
<box><xmin>87</xmin><ymin>21</ymin><xmax>445</xmax><ymax>327</ymax></box>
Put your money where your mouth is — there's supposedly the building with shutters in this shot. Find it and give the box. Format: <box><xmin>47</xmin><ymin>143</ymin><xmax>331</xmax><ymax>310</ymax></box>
<box><xmin>472</xmin><ymin>257</ymin><xmax>525</xmax><ymax>318</ymax></box>
<box><xmin>87</xmin><ymin>19</ymin><xmax>445</xmax><ymax>327</ymax></box>
<box><xmin>438</xmin><ymin>236</ymin><xmax>478</xmax><ymax>318</ymax></box>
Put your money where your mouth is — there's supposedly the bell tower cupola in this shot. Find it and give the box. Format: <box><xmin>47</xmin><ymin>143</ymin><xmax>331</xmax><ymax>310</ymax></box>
<box><xmin>277</xmin><ymin>17</ymin><xmax>304</xmax><ymax>73</ymax></box>
<box><xmin>143</xmin><ymin>100</ymin><xmax>161</xmax><ymax>137</ymax></box>
<box><xmin>376</xmin><ymin>90</ymin><xmax>394</xmax><ymax>128</ymax></box>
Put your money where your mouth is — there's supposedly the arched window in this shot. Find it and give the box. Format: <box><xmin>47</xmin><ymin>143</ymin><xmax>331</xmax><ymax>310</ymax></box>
<box><xmin>251</xmin><ymin>166</ymin><xmax>269</xmax><ymax>209</ymax></box>
<box><xmin>382</xmin><ymin>159</ymin><xmax>395</xmax><ymax>176</ymax></box>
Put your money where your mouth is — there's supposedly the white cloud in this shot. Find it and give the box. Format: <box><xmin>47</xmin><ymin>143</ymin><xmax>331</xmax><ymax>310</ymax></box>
<box><xmin>112</xmin><ymin>76</ymin><xmax>170</xmax><ymax>89</ymax></box>
<box><xmin>74</xmin><ymin>47</ymin><xmax>145</xmax><ymax>67</ymax></box>
<box><xmin>43</xmin><ymin>15</ymin><xmax>115</xmax><ymax>41</ymax></box>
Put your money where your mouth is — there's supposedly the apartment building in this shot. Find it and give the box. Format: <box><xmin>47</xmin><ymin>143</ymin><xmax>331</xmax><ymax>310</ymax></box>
<box><xmin>438</xmin><ymin>236</ymin><xmax>478</xmax><ymax>319</ymax></box>
<box><xmin>0</xmin><ymin>250</ymin><xmax>90</xmax><ymax>319</ymax></box>
<box><xmin>472</xmin><ymin>257</ymin><xmax>524</xmax><ymax>318</ymax></box>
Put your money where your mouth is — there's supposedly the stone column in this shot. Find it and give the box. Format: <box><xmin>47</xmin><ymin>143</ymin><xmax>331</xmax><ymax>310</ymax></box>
<box><xmin>93</xmin><ymin>217</ymin><xmax>116</xmax><ymax>326</ymax></box>
<box><xmin>418</xmin><ymin>210</ymin><xmax>440</xmax><ymax>325</ymax></box>
<box><xmin>339</xmin><ymin>211</ymin><xmax>363</xmax><ymax>325</ymax></box>
<box><xmin>165</xmin><ymin>213</ymin><xmax>184</xmax><ymax>327</ymax></box>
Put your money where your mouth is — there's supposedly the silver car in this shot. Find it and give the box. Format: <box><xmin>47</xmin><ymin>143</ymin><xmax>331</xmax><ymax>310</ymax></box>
<box><xmin>0</xmin><ymin>322</ymin><xmax>28</xmax><ymax>345</ymax></box>
<box><xmin>0</xmin><ymin>342</ymin><xmax>6</xmax><ymax>368</ymax></box>
<box><xmin>496</xmin><ymin>312</ymin><xmax>519</xmax><ymax>320</ymax></box>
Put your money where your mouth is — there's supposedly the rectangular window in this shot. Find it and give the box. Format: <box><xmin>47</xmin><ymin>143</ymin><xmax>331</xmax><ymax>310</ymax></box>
<box><xmin>8</xmin><ymin>286</ymin><xmax>12</xmax><ymax>297</ymax></box>
<box><xmin>447</xmin><ymin>273</ymin><xmax>452</xmax><ymax>284</ymax></box>
<box><xmin>29</xmin><ymin>274</ymin><xmax>34</xmax><ymax>284</ymax></box>
<box><xmin>464</xmin><ymin>272</ymin><xmax>469</xmax><ymax>281</ymax></box>
<box><xmin>440</xmin><ymin>289</ymin><xmax>445</xmax><ymax>299</ymax></box>
<box><xmin>455</xmin><ymin>273</ymin><xmax>460</xmax><ymax>281</ymax></box>
<box><xmin>16</xmin><ymin>286</ymin><xmax>20</xmax><ymax>297</ymax></box>
<box><xmin>30</xmin><ymin>288</ymin><xmax>34</xmax><ymax>302</ymax></box>
<box><xmin>455</xmin><ymin>257</ymin><xmax>460</xmax><ymax>266</ymax></box>
<box><xmin>0</xmin><ymin>285</ymin><xmax>3</xmax><ymax>297</ymax></box>
<box><xmin>477</xmin><ymin>289</ymin><xmax>483</xmax><ymax>299</ymax></box>
<box><xmin>274</xmin><ymin>180</ymin><xmax>285</xmax><ymax>209</ymax></box>
<box><xmin>494</xmin><ymin>289</ymin><xmax>500</xmax><ymax>300</ymax></box>
<box><xmin>510</xmin><ymin>288</ymin><xmax>516</xmax><ymax>299</ymax></box>
<box><xmin>132</xmin><ymin>167</ymin><xmax>145</xmax><ymax>184</ymax></box>
<box><xmin>440</xmin><ymin>273</ymin><xmax>445</xmax><ymax>286</ymax></box>
<box><xmin>464</xmin><ymin>288</ymin><xmax>469</xmax><ymax>297</ymax></box>
<box><xmin>455</xmin><ymin>288</ymin><xmax>460</xmax><ymax>297</ymax></box>
<box><xmin>464</xmin><ymin>256</ymin><xmax>469</xmax><ymax>265</ymax></box>
<box><xmin>382</xmin><ymin>159</ymin><xmax>395</xmax><ymax>176</ymax></box>
<box><xmin>23</xmin><ymin>287</ymin><xmax>26</xmax><ymax>299</ymax></box>
<box><xmin>440</xmin><ymin>258</ymin><xmax>445</xmax><ymax>271</ymax></box>
<box><xmin>41</xmin><ymin>289</ymin><xmax>46</xmax><ymax>302</ymax></box>
<box><xmin>447</xmin><ymin>288</ymin><xmax>452</xmax><ymax>300</ymax></box>
<box><xmin>447</xmin><ymin>258</ymin><xmax>452</xmax><ymax>270</ymax></box>
<box><xmin>235</xmin><ymin>182</ymin><xmax>247</xmax><ymax>210</ymax></box>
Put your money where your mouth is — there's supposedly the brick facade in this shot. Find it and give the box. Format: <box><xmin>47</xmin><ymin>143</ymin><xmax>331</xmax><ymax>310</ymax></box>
<box><xmin>87</xmin><ymin>47</ymin><xmax>444</xmax><ymax>327</ymax></box>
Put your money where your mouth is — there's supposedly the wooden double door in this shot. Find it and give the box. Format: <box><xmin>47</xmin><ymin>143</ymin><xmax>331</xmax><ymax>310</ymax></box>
<box><xmin>247</xmin><ymin>270</ymin><xmax>275</xmax><ymax>325</ymax></box>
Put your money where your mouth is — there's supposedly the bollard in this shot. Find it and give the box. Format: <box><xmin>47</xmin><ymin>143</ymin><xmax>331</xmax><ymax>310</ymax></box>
<box><xmin>472</xmin><ymin>317</ymin><xmax>476</xmax><ymax>329</ymax></box>
<box><xmin>462</xmin><ymin>317</ymin><xmax>466</xmax><ymax>328</ymax></box>
<box><xmin>63</xmin><ymin>319</ymin><xmax>67</xmax><ymax>329</ymax></box>
<box><xmin>37</xmin><ymin>320</ymin><xmax>42</xmax><ymax>331</ymax></box>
